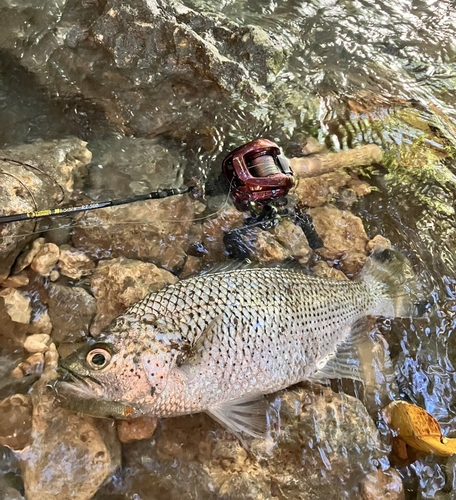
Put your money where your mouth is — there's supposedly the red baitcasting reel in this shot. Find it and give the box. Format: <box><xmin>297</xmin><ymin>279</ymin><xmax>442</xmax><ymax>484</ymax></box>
<box><xmin>222</xmin><ymin>138</ymin><xmax>294</xmax><ymax>209</ymax></box>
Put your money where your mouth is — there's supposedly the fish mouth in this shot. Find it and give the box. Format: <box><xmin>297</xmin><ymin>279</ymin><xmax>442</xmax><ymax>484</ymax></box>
<box><xmin>49</xmin><ymin>368</ymin><xmax>140</xmax><ymax>420</ymax></box>
<box><xmin>51</xmin><ymin>367</ymin><xmax>105</xmax><ymax>400</ymax></box>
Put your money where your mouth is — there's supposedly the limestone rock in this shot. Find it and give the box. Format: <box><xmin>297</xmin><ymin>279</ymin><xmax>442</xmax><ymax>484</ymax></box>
<box><xmin>72</xmin><ymin>195</ymin><xmax>197</xmax><ymax>273</ymax></box>
<box><xmin>294</xmin><ymin>171</ymin><xmax>354</xmax><ymax>207</ymax></box>
<box><xmin>12</xmin><ymin>238</ymin><xmax>45</xmax><ymax>275</ymax></box>
<box><xmin>58</xmin><ymin>245</ymin><xmax>95</xmax><ymax>280</ymax></box>
<box><xmin>30</xmin><ymin>243</ymin><xmax>60</xmax><ymax>277</ymax></box>
<box><xmin>20</xmin><ymin>380</ymin><xmax>121</xmax><ymax>500</ymax></box>
<box><xmin>23</xmin><ymin>334</ymin><xmax>51</xmax><ymax>354</ymax></box>
<box><xmin>45</xmin><ymin>283</ymin><xmax>96</xmax><ymax>344</ymax></box>
<box><xmin>271</xmin><ymin>218</ymin><xmax>312</xmax><ymax>264</ymax></box>
<box><xmin>95</xmin><ymin>386</ymin><xmax>389</xmax><ymax>500</ymax></box>
<box><xmin>1</xmin><ymin>273</ymin><xmax>30</xmax><ymax>289</ymax></box>
<box><xmin>0</xmin><ymin>288</ymin><xmax>31</xmax><ymax>324</ymax></box>
<box><xmin>116</xmin><ymin>416</ymin><xmax>158</xmax><ymax>444</ymax></box>
<box><xmin>359</xmin><ymin>468</ymin><xmax>405</xmax><ymax>500</ymax></box>
<box><xmin>90</xmin><ymin>258</ymin><xmax>178</xmax><ymax>335</ymax></box>
<box><xmin>0</xmin><ymin>139</ymin><xmax>92</xmax><ymax>282</ymax></box>
<box><xmin>308</xmin><ymin>204</ymin><xmax>370</xmax><ymax>276</ymax></box>
<box><xmin>0</xmin><ymin>394</ymin><xmax>33</xmax><ymax>451</ymax></box>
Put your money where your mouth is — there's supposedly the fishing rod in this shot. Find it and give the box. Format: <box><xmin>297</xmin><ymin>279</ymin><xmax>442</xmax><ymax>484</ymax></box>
<box><xmin>0</xmin><ymin>186</ymin><xmax>193</xmax><ymax>224</ymax></box>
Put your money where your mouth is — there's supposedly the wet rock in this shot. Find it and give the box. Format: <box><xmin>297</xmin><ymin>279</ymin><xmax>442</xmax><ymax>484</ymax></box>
<box><xmin>43</xmin><ymin>343</ymin><xmax>59</xmax><ymax>375</ymax></box>
<box><xmin>116</xmin><ymin>416</ymin><xmax>158</xmax><ymax>444</ymax></box>
<box><xmin>179</xmin><ymin>255</ymin><xmax>204</xmax><ymax>279</ymax></box>
<box><xmin>0</xmin><ymin>298</ymin><xmax>29</xmax><ymax>353</ymax></box>
<box><xmin>57</xmin><ymin>245</ymin><xmax>95</xmax><ymax>280</ymax></box>
<box><xmin>367</xmin><ymin>234</ymin><xmax>392</xmax><ymax>253</ymax></box>
<box><xmin>13</xmin><ymin>239</ymin><xmax>45</xmax><ymax>275</ymax></box>
<box><xmin>0</xmin><ymin>139</ymin><xmax>92</xmax><ymax>282</ymax></box>
<box><xmin>90</xmin><ymin>258</ymin><xmax>178</xmax><ymax>335</ymax></box>
<box><xmin>271</xmin><ymin>218</ymin><xmax>311</xmax><ymax>264</ymax></box>
<box><xmin>72</xmin><ymin>194</ymin><xmax>197</xmax><ymax>272</ymax></box>
<box><xmin>308</xmin><ymin>205</ymin><xmax>370</xmax><ymax>276</ymax></box>
<box><xmin>28</xmin><ymin>310</ymin><xmax>52</xmax><ymax>336</ymax></box>
<box><xmin>45</xmin><ymin>283</ymin><xmax>96</xmax><ymax>344</ymax></box>
<box><xmin>20</xmin><ymin>380</ymin><xmax>121</xmax><ymax>500</ymax></box>
<box><xmin>96</xmin><ymin>386</ymin><xmax>389</xmax><ymax>500</ymax></box>
<box><xmin>87</xmin><ymin>137</ymin><xmax>184</xmax><ymax>199</ymax></box>
<box><xmin>312</xmin><ymin>260</ymin><xmax>349</xmax><ymax>281</ymax></box>
<box><xmin>0</xmin><ymin>395</ymin><xmax>33</xmax><ymax>451</ymax></box>
<box><xmin>0</xmin><ymin>1</ymin><xmax>287</xmax><ymax>141</ymax></box>
<box><xmin>359</xmin><ymin>468</ymin><xmax>405</xmax><ymax>500</ymax></box>
<box><xmin>0</xmin><ymin>289</ymin><xmax>31</xmax><ymax>324</ymax></box>
<box><xmin>23</xmin><ymin>334</ymin><xmax>51</xmax><ymax>354</ymax></box>
<box><xmin>196</xmin><ymin>207</ymin><xmax>246</xmax><ymax>262</ymax></box>
<box><xmin>17</xmin><ymin>353</ymin><xmax>45</xmax><ymax>377</ymax></box>
<box><xmin>30</xmin><ymin>243</ymin><xmax>60</xmax><ymax>277</ymax></box>
<box><xmin>294</xmin><ymin>171</ymin><xmax>354</xmax><ymax>207</ymax></box>
<box><xmin>1</xmin><ymin>273</ymin><xmax>30</xmax><ymax>289</ymax></box>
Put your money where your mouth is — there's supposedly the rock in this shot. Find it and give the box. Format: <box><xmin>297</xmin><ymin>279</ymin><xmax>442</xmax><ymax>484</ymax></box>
<box><xmin>179</xmin><ymin>255</ymin><xmax>204</xmax><ymax>279</ymax></box>
<box><xmin>308</xmin><ymin>205</ymin><xmax>370</xmax><ymax>276</ymax></box>
<box><xmin>72</xmin><ymin>194</ymin><xmax>197</xmax><ymax>273</ymax></box>
<box><xmin>227</xmin><ymin>227</ymin><xmax>291</xmax><ymax>262</ymax></box>
<box><xmin>1</xmin><ymin>273</ymin><xmax>30</xmax><ymax>288</ymax></box>
<box><xmin>271</xmin><ymin>218</ymin><xmax>312</xmax><ymax>264</ymax></box>
<box><xmin>86</xmin><ymin>137</ymin><xmax>184</xmax><ymax>199</ymax></box>
<box><xmin>0</xmin><ymin>288</ymin><xmax>32</xmax><ymax>324</ymax></box>
<box><xmin>0</xmin><ymin>394</ymin><xmax>33</xmax><ymax>451</ymax></box>
<box><xmin>359</xmin><ymin>468</ymin><xmax>405</xmax><ymax>500</ymax></box>
<box><xmin>312</xmin><ymin>260</ymin><xmax>349</xmax><ymax>281</ymax></box>
<box><xmin>23</xmin><ymin>334</ymin><xmax>51</xmax><ymax>354</ymax></box>
<box><xmin>45</xmin><ymin>283</ymin><xmax>96</xmax><ymax>344</ymax></box>
<box><xmin>43</xmin><ymin>343</ymin><xmax>59</xmax><ymax>376</ymax></box>
<box><xmin>293</xmin><ymin>170</ymin><xmax>354</xmax><ymax>207</ymax></box>
<box><xmin>0</xmin><ymin>139</ymin><xmax>92</xmax><ymax>282</ymax></box>
<box><xmin>0</xmin><ymin>297</ymin><xmax>29</xmax><ymax>353</ymax></box>
<box><xmin>19</xmin><ymin>380</ymin><xmax>121</xmax><ymax>500</ymax></box>
<box><xmin>90</xmin><ymin>258</ymin><xmax>178</xmax><ymax>335</ymax></box>
<box><xmin>28</xmin><ymin>310</ymin><xmax>53</xmax><ymax>336</ymax></box>
<box><xmin>13</xmin><ymin>239</ymin><xmax>45</xmax><ymax>275</ymax></box>
<box><xmin>18</xmin><ymin>353</ymin><xmax>45</xmax><ymax>377</ymax></box>
<box><xmin>95</xmin><ymin>386</ymin><xmax>389</xmax><ymax>500</ymax></box>
<box><xmin>367</xmin><ymin>234</ymin><xmax>392</xmax><ymax>253</ymax></box>
<box><xmin>30</xmin><ymin>243</ymin><xmax>60</xmax><ymax>277</ymax></box>
<box><xmin>198</xmin><ymin>207</ymin><xmax>247</xmax><ymax>263</ymax></box>
<box><xmin>0</xmin><ymin>0</ymin><xmax>288</xmax><ymax>141</ymax></box>
<box><xmin>57</xmin><ymin>245</ymin><xmax>95</xmax><ymax>280</ymax></box>
<box><xmin>116</xmin><ymin>416</ymin><xmax>158</xmax><ymax>444</ymax></box>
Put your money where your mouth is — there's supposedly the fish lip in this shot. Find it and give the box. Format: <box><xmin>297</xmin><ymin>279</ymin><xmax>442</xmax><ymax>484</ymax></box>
<box><xmin>52</xmin><ymin>367</ymin><xmax>104</xmax><ymax>399</ymax></box>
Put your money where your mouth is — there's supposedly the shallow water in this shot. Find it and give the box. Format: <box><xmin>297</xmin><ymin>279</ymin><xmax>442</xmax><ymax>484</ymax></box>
<box><xmin>1</xmin><ymin>0</ymin><xmax>456</xmax><ymax>499</ymax></box>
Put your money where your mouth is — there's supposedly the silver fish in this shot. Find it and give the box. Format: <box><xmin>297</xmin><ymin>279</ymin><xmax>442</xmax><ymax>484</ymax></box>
<box><xmin>55</xmin><ymin>249</ymin><xmax>421</xmax><ymax>437</ymax></box>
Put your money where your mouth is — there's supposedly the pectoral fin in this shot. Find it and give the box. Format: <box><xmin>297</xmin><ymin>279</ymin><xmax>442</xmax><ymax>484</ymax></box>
<box><xmin>206</xmin><ymin>395</ymin><xmax>269</xmax><ymax>438</ymax></box>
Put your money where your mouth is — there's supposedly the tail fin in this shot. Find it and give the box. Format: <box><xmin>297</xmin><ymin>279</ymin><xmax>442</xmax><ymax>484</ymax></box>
<box><xmin>357</xmin><ymin>248</ymin><xmax>426</xmax><ymax>318</ymax></box>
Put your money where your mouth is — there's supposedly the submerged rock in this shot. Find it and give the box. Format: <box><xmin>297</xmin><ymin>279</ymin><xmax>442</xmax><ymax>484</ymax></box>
<box><xmin>20</xmin><ymin>380</ymin><xmax>121</xmax><ymax>500</ymax></box>
<box><xmin>95</xmin><ymin>386</ymin><xmax>394</xmax><ymax>500</ymax></box>
<box><xmin>90</xmin><ymin>257</ymin><xmax>178</xmax><ymax>335</ymax></box>
<box><xmin>0</xmin><ymin>139</ymin><xmax>92</xmax><ymax>283</ymax></box>
<box><xmin>308</xmin><ymin>204</ymin><xmax>370</xmax><ymax>276</ymax></box>
<box><xmin>57</xmin><ymin>245</ymin><xmax>95</xmax><ymax>280</ymax></box>
<box><xmin>72</xmin><ymin>194</ymin><xmax>198</xmax><ymax>273</ymax></box>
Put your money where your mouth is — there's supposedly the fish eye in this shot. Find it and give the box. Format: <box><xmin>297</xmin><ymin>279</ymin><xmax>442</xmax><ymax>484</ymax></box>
<box><xmin>86</xmin><ymin>347</ymin><xmax>112</xmax><ymax>370</ymax></box>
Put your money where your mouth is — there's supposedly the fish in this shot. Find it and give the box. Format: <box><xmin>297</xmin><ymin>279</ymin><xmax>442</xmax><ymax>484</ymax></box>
<box><xmin>54</xmin><ymin>248</ymin><xmax>423</xmax><ymax>438</ymax></box>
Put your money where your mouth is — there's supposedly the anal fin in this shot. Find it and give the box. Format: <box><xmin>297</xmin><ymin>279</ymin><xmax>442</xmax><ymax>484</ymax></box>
<box><xmin>206</xmin><ymin>395</ymin><xmax>268</xmax><ymax>438</ymax></box>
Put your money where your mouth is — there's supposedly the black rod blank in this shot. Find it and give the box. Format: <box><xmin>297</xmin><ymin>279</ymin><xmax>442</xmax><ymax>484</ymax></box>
<box><xmin>0</xmin><ymin>186</ymin><xmax>192</xmax><ymax>224</ymax></box>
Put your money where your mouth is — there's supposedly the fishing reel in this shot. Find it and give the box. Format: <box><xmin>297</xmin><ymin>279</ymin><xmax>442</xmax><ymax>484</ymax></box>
<box><xmin>222</xmin><ymin>139</ymin><xmax>323</xmax><ymax>253</ymax></box>
<box><xmin>222</xmin><ymin>138</ymin><xmax>294</xmax><ymax>210</ymax></box>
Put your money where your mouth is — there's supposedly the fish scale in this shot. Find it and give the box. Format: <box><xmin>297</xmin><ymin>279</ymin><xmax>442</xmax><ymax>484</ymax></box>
<box><xmin>58</xmin><ymin>250</ymin><xmax>420</xmax><ymax>437</ymax></box>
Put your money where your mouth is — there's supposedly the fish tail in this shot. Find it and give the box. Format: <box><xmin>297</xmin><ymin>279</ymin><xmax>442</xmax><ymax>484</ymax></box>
<box><xmin>358</xmin><ymin>248</ymin><xmax>426</xmax><ymax>318</ymax></box>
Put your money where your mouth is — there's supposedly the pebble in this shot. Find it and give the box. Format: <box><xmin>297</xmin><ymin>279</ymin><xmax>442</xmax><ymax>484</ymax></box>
<box><xmin>31</xmin><ymin>243</ymin><xmax>60</xmax><ymax>277</ymax></box>
<box><xmin>0</xmin><ymin>394</ymin><xmax>33</xmax><ymax>451</ymax></box>
<box><xmin>116</xmin><ymin>416</ymin><xmax>158</xmax><ymax>444</ymax></box>
<box><xmin>23</xmin><ymin>334</ymin><xmax>52</xmax><ymax>354</ymax></box>
<box><xmin>18</xmin><ymin>353</ymin><xmax>45</xmax><ymax>376</ymax></box>
<box><xmin>0</xmin><ymin>273</ymin><xmax>29</xmax><ymax>288</ymax></box>
<box><xmin>359</xmin><ymin>468</ymin><xmax>405</xmax><ymax>500</ymax></box>
<box><xmin>58</xmin><ymin>245</ymin><xmax>95</xmax><ymax>279</ymax></box>
<box><xmin>13</xmin><ymin>238</ymin><xmax>45</xmax><ymax>274</ymax></box>
<box><xmin>0</xmin><ymin>288</ymin><xmax>32</xmax><ymax>324</ymax></box>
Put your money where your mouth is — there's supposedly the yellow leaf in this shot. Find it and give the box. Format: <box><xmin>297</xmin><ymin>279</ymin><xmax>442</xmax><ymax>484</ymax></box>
<box><xmin>383</xmin><ymin>400</ymin><xmax>456</xmax><ymax>457</ymax></box>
